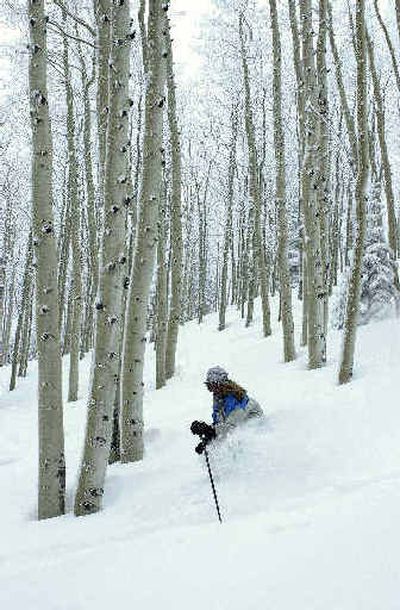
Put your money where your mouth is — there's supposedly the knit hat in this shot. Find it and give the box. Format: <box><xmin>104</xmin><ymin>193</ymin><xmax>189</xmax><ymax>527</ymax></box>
<box><xmin>205</xmin><ymin>366</ymin><xmax>229</xmax><ymax>385</ymax></box>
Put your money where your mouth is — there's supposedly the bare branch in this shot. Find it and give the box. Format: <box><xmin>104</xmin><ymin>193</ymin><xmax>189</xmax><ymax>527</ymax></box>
<box><xmin>47</xmin><ymin>21</ymin><xmax>97</xmax><ymax>49</ymax></box>
<box><xmin>51</xmin><ymin>0</ymin><xmax>96</xmax><ymax>37</ymax></box>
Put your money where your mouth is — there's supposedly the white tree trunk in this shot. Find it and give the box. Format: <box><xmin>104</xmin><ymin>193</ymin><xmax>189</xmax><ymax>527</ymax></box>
<box><xmin>338</xmin><ymin>0</ymin><xmax>369</xmax><ymax>385</ymax></box>
<box><xmin>164</xmin><ymin>14</ymin><xmax>183</xmax><ymax>379</ymax></box>
<box><xmin>300</xmin><ymin>0</ymin><xmax>326</xmax><ymax>369</ymax></box>
<box><xmin>61</xmin><ymin>8</ymin><xmax>82</xmax><ymax>403</ymax></box>
<box><xmin>366</xmin><ymin>31</ymin><xmax>398</xmax><ymax>265</ymax></box>
<box><xmin>269</xmin><ymin>0</ymin><xmax>295</xmax><ymax>362</ymax></box>
<box><xmin>120</xmin><ymin>0</ymin><xmax>167</xmax><ymax>464</ymax></box>
<box><xmin>94</xmin><ymin>0</ymin><xmax>110</xmax><ymax>198</ymax></box>
<box><xmin>74</xmin><ymin>0</ymin><xmax>132</xmax><ymax>515</ymax></box>
<box><xmin>239</xmin><ymin>14</ymin><xmax>271</xmax><ymax>337</ymax></box>
<box><xmin>77</xmin><ymin>34</ymin><xmax>97</xmax><ymax>353</ymax></box>
<box><xmin>219</xmin><ymin>106</ymin><xmax>238</xmax><ymax>332</ymax></box>
<box><xmin>9</xmin><ymin>236</ymin><xmax>33</xmax><ymax>392</ymax></box>
<box><xmin>28</xmin><ymin>0</ymin><xmax>65</xmax><ymax>520</ymax></box>
<box><xmin>316</xmin><ymin>0</ymin><xmax>330</xmax><ymax>335</ymax></box>
<box><xmin>156</xmin><ymin>175</ymin><xmax>168</xmax><ymax>390</ymax></box>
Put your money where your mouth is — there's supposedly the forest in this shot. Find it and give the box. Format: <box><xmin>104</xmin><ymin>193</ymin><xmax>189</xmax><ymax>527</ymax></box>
<box><xmin>0</xmin><ymin>1</ymin><xmax>400</xmax><ymax>608</ymax></box>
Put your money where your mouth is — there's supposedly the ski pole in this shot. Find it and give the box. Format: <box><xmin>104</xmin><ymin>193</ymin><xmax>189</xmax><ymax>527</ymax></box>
<box><xmin>203</xmin><ymin>445</ymin><xmax>222</xmax><ymax>524</ymax></box>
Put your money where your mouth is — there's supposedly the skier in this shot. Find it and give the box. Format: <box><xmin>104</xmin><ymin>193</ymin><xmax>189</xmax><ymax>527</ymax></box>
<box><xmin>190</xmin><ymin>366</ymin><xmax>264</xmax><ymax>454</ymax></box>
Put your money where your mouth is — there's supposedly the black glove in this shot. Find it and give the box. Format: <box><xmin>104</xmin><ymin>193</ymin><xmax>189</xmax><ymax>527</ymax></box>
<box><xmin>190</xmin><ymin>420</ymin><xmax>216</xmax><ymax>442</ymax></box>
<box><xmin>195</xmin><ymin>441</ymin><xmax>206</xmax><ymax>455</ymax></box>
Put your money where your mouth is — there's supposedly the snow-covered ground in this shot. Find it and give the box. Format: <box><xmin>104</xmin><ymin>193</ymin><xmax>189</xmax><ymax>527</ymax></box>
<box><xmin>1</xmin><ymin>299</ymin><xmax>400</xmax><ymax>609</ymax></box>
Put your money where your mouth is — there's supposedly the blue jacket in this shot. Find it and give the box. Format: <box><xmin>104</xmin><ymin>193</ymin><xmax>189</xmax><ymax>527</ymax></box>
<box><xmin>212</xmin><ymin>393</ymin><xmax>250</xmax><ymax>425</ymax></box>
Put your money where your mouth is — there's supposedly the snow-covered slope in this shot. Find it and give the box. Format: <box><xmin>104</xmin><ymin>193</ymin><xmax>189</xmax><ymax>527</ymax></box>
<box><xmin>1</xmin><ymin>299</ymin><xmax>400</xmax><ymax>609</ymax></box>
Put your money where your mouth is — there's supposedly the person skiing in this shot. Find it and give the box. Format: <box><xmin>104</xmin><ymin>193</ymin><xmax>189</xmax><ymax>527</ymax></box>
<box><xmin>190</xmin><ymin>366</ymin><xmax>263</xmax><ymax>454</ymax></box>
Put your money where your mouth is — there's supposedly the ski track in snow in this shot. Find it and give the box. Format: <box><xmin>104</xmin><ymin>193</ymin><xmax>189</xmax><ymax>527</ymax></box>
<box><xmin>1</xmin><ymin>298</ymin><xmax>400</xmax><ymax>609</ymax></box>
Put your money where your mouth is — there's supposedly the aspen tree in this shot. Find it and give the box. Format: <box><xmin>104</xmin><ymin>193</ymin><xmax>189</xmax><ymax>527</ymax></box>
<box><xmin>316</xmin><ymin>0</ymin><xmax>330</xmax><ymax>334</ymax></box>
<box><xmin>230</xmin><ymin>211</ymin><xmax>237</xmax><ymax>306</ymax></box>
<box><xmin>61</xmin><ymin>8</ymin><xmax>82</xmax><ymax>403</ymax></box>
<box><xmin>368</xmin><ymin>108</ymin><xmax>385</xmax><ymax>234</ymax></box>
<box><xmin>182</xmin><ymin>184</ymin><xmax>196</xmax><ymax>322</ymax></box>
<box><xmin>62</xmin><ymin>287</ymin><xmax>73</xmax><ymax>356</ymax></box>
<box><xmin>338</xmin><ymin>0</ymin><xmax>369</xmax><ymax>385</ymax></box>
<box><xmin>239</xmin><ymin>14</ymin><xmax>271</xmax><ymax>337</ymax></box>
<box><xmin>9</xmin><ymin>236</ymin><xmax>33</xmax><ymax>392</ymax></box>
<box><xmin>18</xmin><ymin>276</ymin><xmax>34</xmax><ymax>379</ymax></box>
<box><xmin>131</xmin><ymin>92</ymin><xmax>143</xmax><ymax>243</ymax></box>
<box><xmin>245</xmin><ymin>201</ymin><xmax>255</xmax><ymax>327</ymax></box>
<box><xmin>156</xmin><ymin>172</ymin><xmax>168</xmax><ymax>389</ymax></box>
<box><xmin>57</xmin><ymin>175</ymin><xmax>70</xmax><ymax>336</ymax></box>
<box><xmin>219</xmin><ymin>105</ymin><xmax>238</xmax><ymax>332</ymax></box>
<box><xmin>239</xmin><ymin>197</ymin><xmax>249</xmax><ymax>320</ymax></box>
<box><xmin>344</xmin><ymin>183</ymin><xmax>354</xmax><ymax>268</ymax></box>
<box><xmin>299</xmin><ymin>0</ymin><xmax>326</xmax><ymax>368</ymax></box>
<box><xmin>77</xmin><ymin>34</ymin><xmax>97</xmax><ymax>352</ymax></box>
<box><xmin>94</xmin><ymin>0</ymin><xmax>111</xmax><ymax>196</ymax></box>
<box><xmin>268</xmin><ymin>0</ymin><xmax>295</xmax><ymax>361</ymax></box>
<box><xmin>330</xmin><ymin>149</ymin><xmax>342</xmax><ymax>292</ymax></box>
<box><xmin>74</xmin><ymin>0</ymin><xmax>133</xmax><ymax>514</ymax></box>
<box><xmin>196</xmin><ymin>167</ymin><xmax>211</xmax><ymax>325</ymax></box>
<box><xmin>28</xmin><ymin>0</ymin><xmax>65</xmax><ymax>520</ymax></box>
<box><xmin>109</xmin><ymin>114</ymin><xmax>135</xmax><ymax>464</ymax></box>
<box><xmin>3</xmin><ymin>271</ymin><xmax>15</xmax><ymax>365</ymax></box>
<box><xmin>181</xmin><ymin>185</ymin><xmax>191</xmax><ymax>321</ymax></box>
<box><xmin>366</xmin><ymin>31</ymin><xmax>399</xmax><ymax>265</ymax></box>
<box><xmin>133</xmin><ymin>2</ymin><xmax>146</xmax><ymax>263</ymax></box>
<box><xmin>214</xmin><ymin>241</ymin><xmax>220</xmax><ymax>312</ymax></box>
<box><xmin>0</xmin><ymin>198</ymin><xmax>16</xmax><ymax>367</ymax></box>
<box><xmin>199</xmin><ymin>183</ymin><xmax>208</xmax><ymax>323</ymax></box>
<box><xmin>121</xmin><ymin>0</ymin><xmax>168</xmax><ymax>464</ymax></box>
<box><xmin>288</xmin><ymin>0</ymin><xmax>304</xmax><ymax>153</ymax></box>
<box><xmin>288</xmin><ymin>0</ymin><xmax>308</xmax><ymax>345</ymax></box>
<box><xmin>138</xmin><ymin>0</ymin><xmax>148</xmax><ymax>69</ymax></box>
<box><xmin>164</xmin><ymin>13</ymin><xmax>183</xmax><ymax>379</ymax></box>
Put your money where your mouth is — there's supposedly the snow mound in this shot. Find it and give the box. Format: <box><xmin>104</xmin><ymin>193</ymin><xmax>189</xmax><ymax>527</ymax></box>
<box><xmin>1</xmin><ymin>298</ymin><xmax>400</xmax><ymax>609</ymax></box>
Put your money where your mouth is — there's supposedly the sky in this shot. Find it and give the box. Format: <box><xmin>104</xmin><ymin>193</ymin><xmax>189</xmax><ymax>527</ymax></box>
<box><xmin>170</xmin><ymin>0</ymin><xmax>213</xmax><ymax>78</ymax></box>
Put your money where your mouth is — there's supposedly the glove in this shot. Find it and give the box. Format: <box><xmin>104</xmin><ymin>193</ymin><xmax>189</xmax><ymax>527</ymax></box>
<box><xmin>190</xmin><ymin>420</ymin><xmax>206</xmax><ymax>435</ymax></box>
<box><xmin>190</xmin><ymin>420</ymin><xmax>216</xmax><ymax>442</ymax></box>
<box><xmin>195</xmin><ymin>441</ymin><xmax>206</xmax><ymax>455</ymax></box>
